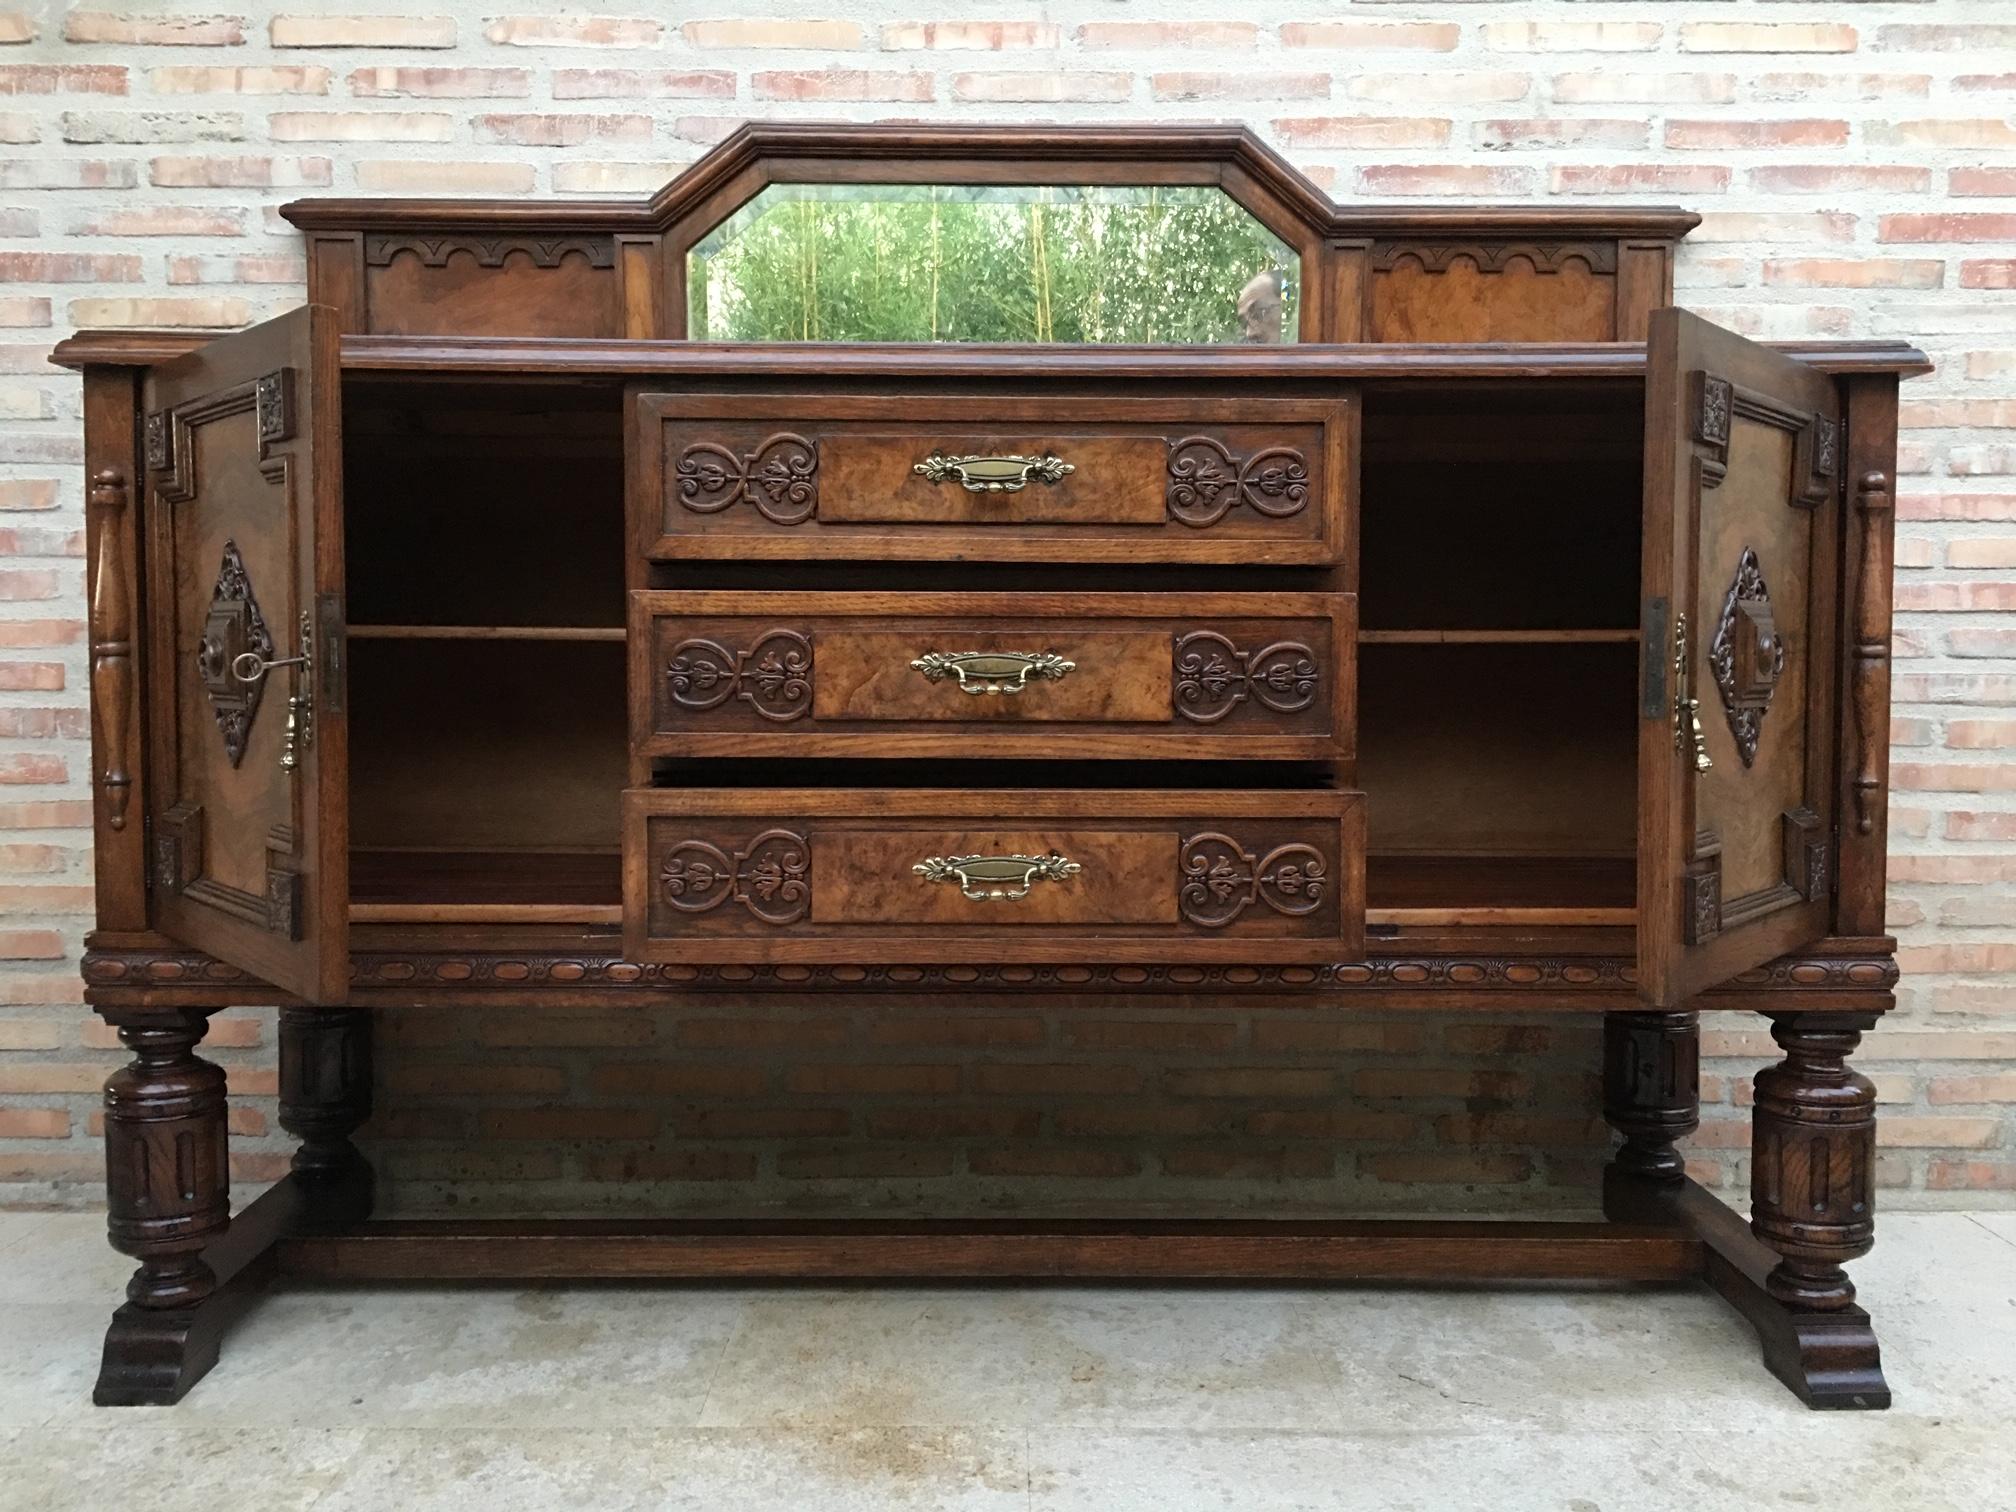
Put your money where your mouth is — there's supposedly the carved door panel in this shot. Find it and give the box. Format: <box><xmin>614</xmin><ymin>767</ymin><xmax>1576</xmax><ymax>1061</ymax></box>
<box><xmin>142</xmin><ymin>305</ymin><xmax>348</xmax><ymax>1000</ymax></box>
<box><xmin>1639</xmin><ymin>309</ymin><xmax>1842</xmax><ymax>1006</ymax></box>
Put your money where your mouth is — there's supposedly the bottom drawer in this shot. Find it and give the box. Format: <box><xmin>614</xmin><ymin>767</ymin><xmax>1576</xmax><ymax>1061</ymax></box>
<box><xmin>623</xmin><ymin>788</ymin><xmax>1364</xmax><ymax>965</ymax></box>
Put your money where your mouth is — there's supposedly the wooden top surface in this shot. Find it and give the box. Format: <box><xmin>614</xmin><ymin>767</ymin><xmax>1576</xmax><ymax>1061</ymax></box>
<box><xmin>52</xmin><ymin>330</ymin><xmax>1935</xmax><ymax>377</ymax></box>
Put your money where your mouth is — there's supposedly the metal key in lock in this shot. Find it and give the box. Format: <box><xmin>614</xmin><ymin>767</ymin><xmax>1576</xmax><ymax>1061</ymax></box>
<box><xmin>230</xmin><ymin>609</ymin><xmax>314</xmax><ymax>771</ymax></box>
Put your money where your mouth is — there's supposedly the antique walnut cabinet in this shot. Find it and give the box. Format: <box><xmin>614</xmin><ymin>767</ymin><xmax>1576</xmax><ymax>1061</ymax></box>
<box><xmin>54</xmin><ymin>125</ymin><xmax>1928</xmax><ymax>1409</ymax></box>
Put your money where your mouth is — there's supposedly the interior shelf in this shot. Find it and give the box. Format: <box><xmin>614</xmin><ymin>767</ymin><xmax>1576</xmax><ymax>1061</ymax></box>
<box><xmin>1366</xmin><ymin>854</ymin><xmax>1634</xmax><ymax>927</ymax></box>
<box><xmin>1358</xmin><ymin>628</ymin><xmax>1638</xmax><ymax>646</ymax></box>
<box><xmin>350</xmin><ymin>848</ymin><xmax>621</xmax><ymax>924</ymax></box>
<box><xmin>349</xmin><ymin>625</ymin><xmax>627</xmax><ymax>643</ymax></box>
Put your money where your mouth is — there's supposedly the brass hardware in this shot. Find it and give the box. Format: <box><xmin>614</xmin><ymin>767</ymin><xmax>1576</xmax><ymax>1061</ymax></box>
<box><xmin>910</xmin><ymin>649</ymin><xmax>1075</xmax><ymax>696</ymax></box>
<box><xmin>913</xmin><ymin>451</ymin><xmax>1074</xmax><ymax>494</ymax></box>
<box><xmin>913</xmin><ymin>851</ymin><xmax>1081</xmax><ymax>902</ymax></box>
<box><xmin>1673</xmin><ymin>611</ymin><xmax>1713</xmax><ymax>774</ymax></box>
<box><xmin>233</xmin><ymin>609</ymin><xmax>314</xmax><ymax>772</ymax></box>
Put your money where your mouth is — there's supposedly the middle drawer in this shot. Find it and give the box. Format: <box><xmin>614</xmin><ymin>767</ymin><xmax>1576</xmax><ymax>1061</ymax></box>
<box><xmin>630</xmin><ymin>591</ymin><xmax>1356</xmax><ymax>761</ymax></box>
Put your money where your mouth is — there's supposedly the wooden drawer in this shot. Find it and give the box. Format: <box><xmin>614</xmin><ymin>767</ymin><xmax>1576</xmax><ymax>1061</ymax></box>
<box><xmin>632</xmin><ymin>391</ymin><xmax>1354</xmax><ymax>564</ymax></box>
<box><xmin>623</xmin><ymin>789</ymin><xmax>1365</xmax><ymax>965</ymax></box>
<box><xmin>630</xmin><ymin>591</ymin><xmax>1355</xmax><ymax>761</ymax></box>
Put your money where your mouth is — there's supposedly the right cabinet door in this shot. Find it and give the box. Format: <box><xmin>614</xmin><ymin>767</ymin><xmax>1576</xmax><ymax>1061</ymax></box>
<box><xmin>1639</xmin><ymin>309</ymin><xmax>1844</xmax><ymax>1006</ymax></box>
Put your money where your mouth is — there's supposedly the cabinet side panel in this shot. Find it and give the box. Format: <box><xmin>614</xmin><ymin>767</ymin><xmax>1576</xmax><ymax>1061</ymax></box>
<box><xmin>84</xmin><ymin>367</ymin><xmax>149</xmax><ymax>931</ymax></box>
<box><xmin>1838</xmin><ymin>375</ymin><xmax>1899</xmax><ymax>937</ymax></box>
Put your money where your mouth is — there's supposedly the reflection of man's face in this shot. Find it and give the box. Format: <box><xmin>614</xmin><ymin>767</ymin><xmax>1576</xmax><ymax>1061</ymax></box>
<box><xmin>1237</xmin><ymin>272</ymin><xmax>1284</xmax><ymax>344</ymax></box>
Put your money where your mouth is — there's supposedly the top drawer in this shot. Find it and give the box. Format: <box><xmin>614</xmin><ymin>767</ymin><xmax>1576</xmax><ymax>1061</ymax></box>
<box><xmin>632</xmin><ymin>391</ymin><xmax>1355</xmax><ymax>565</ymax></box>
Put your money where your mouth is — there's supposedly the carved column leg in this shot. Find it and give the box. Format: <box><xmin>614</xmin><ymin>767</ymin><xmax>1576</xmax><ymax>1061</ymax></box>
<box><xmin>277</xmin><ymin>1006</ymin><xmax>374</xmax><ymax>1231</ymax></box>
<box><xmin>1600</xmin><ymin>1010</ymin><xmax>1699</xmax><ymax>1221</ymax></box>
<box><xmin>1752</xmin><ymin>1013</ymin><xmax>1877</xmax><ymax>1310</ymax></box>
<box><xmin>96</xmin><ymin>1007</ymin><xmax>236</xmax><ymax>1405</ymax></box>
<box><xmin>103</xmin><ymin>1009</ymin><xmax>229</xmax><ymax>1309</ymax></box>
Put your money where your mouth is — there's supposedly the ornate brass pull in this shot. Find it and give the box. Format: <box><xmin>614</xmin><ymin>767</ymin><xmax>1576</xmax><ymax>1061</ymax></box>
<box><xmin>911</xmin><ymin>650</ymin><xmax>1075</xmax><ymax>696</ymax></box>
<box><xmin>231</xmin><ymin>609</ymin><xmax>314</xmax><ymax>773</ymax></box>
<box><xmin>913</xmin><ymin>851</ymin><xmax>1081</xmax><ymax>902</ymax></box>
<box><xmin>1673</xmin><ymin>611</ymin><xmax>1713</xmax><ymax>774</ymax></box>
<box><xmin>913</xmin><ymin>451</ymin><xmax>1074</xmax><ymax>494</ymax></box>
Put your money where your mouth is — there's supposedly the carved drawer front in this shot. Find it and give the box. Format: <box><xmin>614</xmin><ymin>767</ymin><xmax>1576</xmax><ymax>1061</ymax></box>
<box><xmin>623</xmin><ymin>789</ymin><xmax>1365</xmax><ymax>966</ymax></box>
<box><xmin>631</xmin><ymin>590</ymin><xmax>1355</xmax><ymax>761</ymax></box>
<box><xmin>634</xmin><ymin>391</ymin><xmax>1354</xmax><ymax>564</ymax></box>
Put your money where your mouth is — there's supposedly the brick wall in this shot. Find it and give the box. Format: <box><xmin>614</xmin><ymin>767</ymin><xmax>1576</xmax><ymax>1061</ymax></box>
<box><xmin>1</xmin><ymin>2</ymin><xmax>2012</xmax><ymax>1214</ymax></box>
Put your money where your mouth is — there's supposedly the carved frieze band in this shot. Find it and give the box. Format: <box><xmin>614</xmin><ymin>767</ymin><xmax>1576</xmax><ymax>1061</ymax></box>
<box><xmin>79</xmin><ymin>944</ymin><xmax>1900</xmax><ymax>997</ymax></box>
<box><xmin>1708</xmin><ymin>546</ymin><xmax>1786</xmax><ymax>769</ymax></box>
<box><xmin>1178</xmin><ymin>832</ymin><xmax>1328</xmax><ymax>929</ymax></box>
<box><xmin>365</xmin><ymin>233</ymin><xmax>615</xmax><ymax>270</ymax></box>
<box><xmin>664</xmin><ymin>630</ymin><xmax>813</xmax><ymax>722</ymax></box>
<box><xmin>675</xmin><ymin>433</ymin><xmax>819</xmax><ymax>525</ymax></box>
<box><xmin>657</xmin><ymin>829</ymin><xmax>810</xmax><ymax>926</ymax></box>
<box><xmin>1370</xmin><ymin>240</ymin><xmax>1618</xmax><ymax>275</ymax></box>
<box><xmin>1165</xmin><ymin>437</ymin><xmax>1309</xmax><ymax>527</ymax></box>
<box><xmin>1172</xmin><ymin>632</ymin><xmax>1319</xmax><ymax>723</ymax></box>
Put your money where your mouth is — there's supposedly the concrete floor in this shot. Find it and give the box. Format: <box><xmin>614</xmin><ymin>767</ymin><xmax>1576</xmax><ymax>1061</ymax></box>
<box><xmin>0</xmin><ymin>1211</ymin><xmax>2010</xmax><ymax>1511</ymax></box>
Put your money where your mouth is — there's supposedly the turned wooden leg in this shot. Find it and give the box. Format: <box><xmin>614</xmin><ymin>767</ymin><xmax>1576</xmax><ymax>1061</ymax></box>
<box><xmin>1752</xmin><ymin>1012</ymin><xmax>1878</xmax><ymax>1311</ymax></box>
<box><xmin>1603</xmin><ymin>1009</ymin><xmax>1700</xmax><ymax>1185</ymax></box>
<box><xmin>102</xmin><ymin>1008</ymin><xmax>230</xmax><ymax>1310</ymax></box>
<box><xmin>278</xmin><ymin>1006</ymin><xmax>374</xmax><ymax>1231</ymax></box>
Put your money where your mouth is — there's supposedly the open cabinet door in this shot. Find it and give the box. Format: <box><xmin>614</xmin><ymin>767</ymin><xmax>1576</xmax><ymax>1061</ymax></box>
<box><xmin>1639</xmin><ymin>309</ymin><xmax>1841</xmax><ymax>1007</ymax></box>
<box><xmin>142</xmin><ymin>305</ymin><xmax>347</xmax><ymax>1000</ymax></box>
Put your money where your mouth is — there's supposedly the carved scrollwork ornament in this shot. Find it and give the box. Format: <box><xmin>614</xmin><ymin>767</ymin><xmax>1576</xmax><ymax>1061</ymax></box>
<box><xmin>196</xmin><ymin>539</ymin><xmax>275</xmax><ymax>768</ymax></box>
<box><xmin>664</xmin><ymin>630</ymin><xmax>813</xmax><ymax>722</ymax></box>
<box><xmin>656</xmin><ymin>830</ymin><xmax>810</xmax><ymax>926</ymax></box>
<box><xmin>1165</xmin><ymin>437</ymin><xmax>1309</xmax><ymax>527</ymax></box>
<box><xmin>1709</xmin><ymin>546</ymin><xmax>1787</xmax><ymax>768</ymax></box>
<box><xmin>675</xmin><ymin>433</ymin><xmax>819</xmax><ymax>525</ymax></box>
<box><xmin>1173</xmin><ymin>632</ymin><xmax>1320</xmax><ymax>724</ymax></box>
<box><xmin>1178</xmin><ymin>833</ymin><xmax>1328</xmax><ymax>928</ymax></box>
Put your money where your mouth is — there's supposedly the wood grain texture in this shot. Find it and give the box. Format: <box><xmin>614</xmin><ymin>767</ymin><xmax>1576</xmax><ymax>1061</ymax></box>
<box><xmin>634</xmin><ymin>391</ymin><xmax>1352</xmax><ymax>565</ymax></box>
<box><xmin>140</xmin><ymin>305</ymin><xmax>349</xmax><ymax>1002</ymax></box>
<box><xmin>276</xmin><ymin>1216</ymin><xmax>1701</xmax><ymax>1283</ymax></box>
<box><xmin>83</xmin><ymin>369</ymin><xmax>148</xmax><ymax>932</ymax></box>
<box><xmin>1637</xmin><ymin>309</ymin><xmax>1843</xmax><ymax>1009</ymax></box>
<box><xmin>630</xmin><ymin>590</ymin><xmax>1353</xmax><ymax>761</ymax></box>
<box><xmin>622</xmin><ymin>788</ymin><xmax>1365</xmax><ymax>965</ymax></box>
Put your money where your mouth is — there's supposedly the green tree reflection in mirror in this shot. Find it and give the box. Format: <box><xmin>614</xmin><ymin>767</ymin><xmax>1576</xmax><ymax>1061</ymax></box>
<box><xmin>687</xmin><ymin>183</ymin><xmax>1300</xmax><ymax>345</ymax></box>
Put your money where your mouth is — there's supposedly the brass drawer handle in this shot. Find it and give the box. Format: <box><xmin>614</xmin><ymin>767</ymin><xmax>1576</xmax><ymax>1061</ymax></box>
<box><xmin>911</xmin><ymin>650</ymin><xmax>1075</xmax><ymax>696</ymax></box>
<box><xmin>913</xmin><ymin>851</ymin><xmax>1082</xmax><ymax>902</ymax></box>
<box><xmin>913</xmin><ymin>451</ymin><xmax>1074</xmax><ymax>494</ymax></box>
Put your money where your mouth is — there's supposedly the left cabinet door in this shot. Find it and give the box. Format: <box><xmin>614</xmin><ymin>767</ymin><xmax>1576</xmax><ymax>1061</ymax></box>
<box><xmin>141</xmin><ymin>305</ymin><xmax>348</xmax><ymax>1000</ymax></box>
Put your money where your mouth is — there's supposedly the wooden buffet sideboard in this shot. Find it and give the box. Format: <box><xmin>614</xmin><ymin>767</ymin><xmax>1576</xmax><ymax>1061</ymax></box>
<box><xmin>53</xmin><ymin>124</ymin><xmax>1927</xmax><ymax>1410</ymax></box>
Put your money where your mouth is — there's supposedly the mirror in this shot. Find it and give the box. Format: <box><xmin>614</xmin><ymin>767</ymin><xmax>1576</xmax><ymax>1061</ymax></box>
<box><xmin>687</xmin><ymin>182</ymin><xmax>1300</xmax><ymax>345</ymax></box>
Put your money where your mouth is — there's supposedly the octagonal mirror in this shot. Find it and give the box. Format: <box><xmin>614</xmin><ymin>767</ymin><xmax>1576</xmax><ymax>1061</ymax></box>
<box><xmin>686</xmin><ymin>182</ymin><xmax>1301</xmax><ymax>345</ymax></box>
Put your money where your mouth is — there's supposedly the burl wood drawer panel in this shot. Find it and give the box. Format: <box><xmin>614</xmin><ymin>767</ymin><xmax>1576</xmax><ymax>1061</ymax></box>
<box><xmin>632</xmin><ymin>391</ymin><xmax>1355</xmax><ymax>564</ymax></box>
<box><xmin>622</xmin><ymin>789</ymin><xmax>1365</xmax><ymax>965</ymax></box>
<box><xmin>630</xmin><ymin>591</ymin><xmax>1356</xmax><ymax>761</ymax></box>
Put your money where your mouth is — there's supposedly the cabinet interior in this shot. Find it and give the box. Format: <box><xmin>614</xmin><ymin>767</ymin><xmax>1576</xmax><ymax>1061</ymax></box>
<box><xmin>343</xmin><ymin>375</ymin><xmax>1646</xmax><ymax>930</ymax></box>
<box><xmin>345</xmin><ymin>378</ymin><xmax>628</xmax><ymax>921</ymax></box>
<box><xmin>1358</xmin><ymin>380</ymin><xmax>1643</xmax><ymax>924</ymax></box>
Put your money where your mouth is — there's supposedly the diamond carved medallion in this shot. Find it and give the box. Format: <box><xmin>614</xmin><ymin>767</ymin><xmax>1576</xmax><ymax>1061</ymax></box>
<box><xmin>195</xmin><ymin>539</ymin><xmax>274</xmax><ymax>768</ymax></box>
<box><xmin>1708</xmin><ymin>546</ymin><xmax>1786</xmax><ymax>769</ymax></box>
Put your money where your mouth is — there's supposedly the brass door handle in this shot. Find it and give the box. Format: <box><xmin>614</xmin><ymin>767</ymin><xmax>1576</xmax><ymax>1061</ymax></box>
<box><xmin>913</xmin><ymin>851</ymin><xmax>1081</xmax><ymax>902</ymax></box>
<box><xmin>229</xmin><ymin>609</ymin><xmax>314</xmax><ymax>772</ymax></box>
<box><xmin>913</xmin><ymin>451</ymin><xmax>1074</xmax><ymax>494</ymax></box>
<box><xmin>911</xmin><ymin>650</ymin><xmax>1075</xmax><ymax>695</ymax></box>
<box><xmin>1673</xmin><ymin>611</ymin><xmax>1713</xmax><ymax>773</ymax></box>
